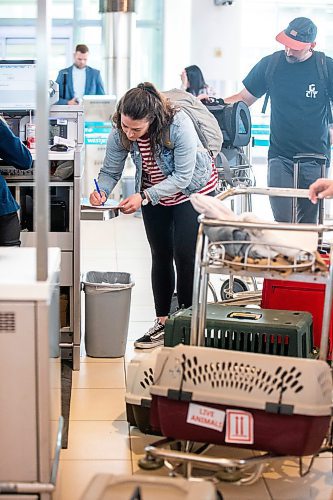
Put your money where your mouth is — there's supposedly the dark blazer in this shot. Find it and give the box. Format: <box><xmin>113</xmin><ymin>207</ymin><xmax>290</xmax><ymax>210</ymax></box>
<box><xmin>0</xmin><ymin>120</ymin><xmax>32</xmax><ymax>216</ymax></box>
<box><xmin>55</xmin><ymin>65</ymin><xmax>105</xmax><ymax>104</ymax></box>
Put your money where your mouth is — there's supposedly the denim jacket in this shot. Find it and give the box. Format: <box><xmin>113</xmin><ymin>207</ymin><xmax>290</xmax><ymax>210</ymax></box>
<box><xmin>0</xmin><ymin>121</ymin><xmax>32</xmax><ymax>217</ymax></box>
<box><xmin>98</xmin><ymin>110</ymin><xmax>212</xmax><ymax>205</ymax></box>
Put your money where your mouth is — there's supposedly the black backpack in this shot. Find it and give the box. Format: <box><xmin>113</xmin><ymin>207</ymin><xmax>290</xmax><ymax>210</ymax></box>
<box><xmin>261</xmin><ymin>50</ymin><xmax>333</xmax><ymax>123</ymax></box>
<box><xmin>202</xmin><ymin>97</ymin><xmax>252</xmax><ymax>148</ymax></box>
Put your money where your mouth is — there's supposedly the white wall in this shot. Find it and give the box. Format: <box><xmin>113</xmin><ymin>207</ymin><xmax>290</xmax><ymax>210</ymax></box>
<box><xmin>175</xmin><ymin>0</ymin><xmax>333</xmax><ymax>99</ymax></box>
<box><xmin>190</xmin><ymin>0</ymin><xmax>243</xmax><ymax>96</ymax></box>
<box><xmin>163</xmin><ymin>0</ymin><xmax>192</xmax><ymax>90</ymax></box>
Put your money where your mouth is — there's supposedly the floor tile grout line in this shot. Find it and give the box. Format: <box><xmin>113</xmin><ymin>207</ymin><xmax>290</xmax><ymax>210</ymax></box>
<box><xmin>262</xmin><ymin>474</ymin><xmax>275</xmax><ymax>500</ymax></box>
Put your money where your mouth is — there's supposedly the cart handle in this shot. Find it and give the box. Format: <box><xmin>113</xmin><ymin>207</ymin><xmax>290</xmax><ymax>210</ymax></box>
<box><xmin>199</xmin><ymin>215</ymin><xmax>333</xmax><ymax>233</ymax></box>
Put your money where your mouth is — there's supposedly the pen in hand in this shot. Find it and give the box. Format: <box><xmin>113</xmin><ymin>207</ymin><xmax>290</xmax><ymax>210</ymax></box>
<box><xmin>94</xmin><ymin>178</ymin><xmax>105</xmax><ymax>206</ymax></box>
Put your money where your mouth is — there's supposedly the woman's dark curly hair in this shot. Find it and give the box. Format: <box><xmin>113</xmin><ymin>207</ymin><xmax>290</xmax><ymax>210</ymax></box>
<box><xmin>113</xmin><ymin>82</ymin><xmax>177</xmax><ymax>157</ymax></box>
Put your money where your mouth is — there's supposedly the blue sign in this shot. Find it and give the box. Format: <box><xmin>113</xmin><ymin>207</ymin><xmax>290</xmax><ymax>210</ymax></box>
<box><xmin>84</xmin><ymin>121</ymin><xmax>112</xmax><ymax>145</ymax></box>
<box><xmin>252</xmin><ymin>123</ymin><xmax>270</xmax><ymax>147</ymax></box>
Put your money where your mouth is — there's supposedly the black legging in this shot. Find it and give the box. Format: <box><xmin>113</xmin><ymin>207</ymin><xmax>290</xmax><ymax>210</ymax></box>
<box><xmin>0</xmin><ymin>212</ymin><xmax>21</xmax><ymax>246</ymax></box>
<box><xmin>142</xmin><ymin>199</ymin><xmax>201</xmax><ymax>317</ymax></box>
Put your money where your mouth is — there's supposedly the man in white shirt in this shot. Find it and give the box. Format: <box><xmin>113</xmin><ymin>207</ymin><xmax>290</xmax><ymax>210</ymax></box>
<box><xmin>56</xmin><ymin>44</ymin><xmax>105</xmax><ymax>105</ymax></box>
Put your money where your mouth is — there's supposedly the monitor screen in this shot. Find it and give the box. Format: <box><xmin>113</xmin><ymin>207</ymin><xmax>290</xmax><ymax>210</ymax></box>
<box><xmin>0</xmin><ymin>60</ymin><xmax>36</xmax><ymax>111</ymax></box>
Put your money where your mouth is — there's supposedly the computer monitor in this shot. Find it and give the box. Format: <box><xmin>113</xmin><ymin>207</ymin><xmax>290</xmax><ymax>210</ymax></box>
<box><xmin>0</xmin><ymin>60</ymin><xmax>36</xmax><ymax>111</ymax></box>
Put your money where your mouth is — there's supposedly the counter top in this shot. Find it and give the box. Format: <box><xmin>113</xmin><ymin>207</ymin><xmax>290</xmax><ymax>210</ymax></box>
<box><xmin>0</xmin><ymin>247</ymin><xmax>61</xmax><ymax>301</ymax></box>
<box><xmin>30</xmin><ymin>150</ymin><xmax>75</xmax><ymax>161</ymax></box>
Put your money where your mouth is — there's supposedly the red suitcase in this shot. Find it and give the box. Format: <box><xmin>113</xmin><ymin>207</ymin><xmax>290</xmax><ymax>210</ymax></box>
<box><xmin>150</xmin><ymin>345</ymin><xmax>332</xmax><ymax>457</ymax></box>
<box><xmin>261</xmin><ymin>278</ymin><xmax>333</xmax><ymax>360</ymax></box>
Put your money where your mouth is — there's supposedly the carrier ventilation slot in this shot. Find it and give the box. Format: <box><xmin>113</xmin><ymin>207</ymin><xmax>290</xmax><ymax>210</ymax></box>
<box><xmin>203</xmin><ymin>328</ymin><xmax>291</xmax><ymax>356</ymax></box>
<box><xmin>140</xmin><ymin>368</ymin><xmax>154</xmax><ymax>389</ymax></box>
<box><xmin>0</xmin><ymin>312</ymin><xmax>15</xmax><ymax>333</ymax></box>
<box><xmin>181</xmin><ymin>354</ymin><xmax>304</xmax><ymax>395</ymax></box>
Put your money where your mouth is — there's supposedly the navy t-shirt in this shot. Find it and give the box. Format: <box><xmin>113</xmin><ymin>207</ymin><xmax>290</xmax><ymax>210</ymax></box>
<box><xmin>243</xmin><ymin>50</ymin><xmax>333</xmax><ymax>161</ymax></box>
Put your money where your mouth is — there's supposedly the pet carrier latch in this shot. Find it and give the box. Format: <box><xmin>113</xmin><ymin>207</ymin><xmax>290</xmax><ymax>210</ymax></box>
<box><xmin>167</xmin><ymin>389</ymin><xmax>193</xmax><ymax>401</ymax></box>
<box><xmin>140</xmin><ymin>398</ymin><xmax>151</xmax><ymax>408</ymax></box>
<box><xmin>265</xmin><ymin>402</ymin><xmax>294</xmax><ymax>415</ymax></box>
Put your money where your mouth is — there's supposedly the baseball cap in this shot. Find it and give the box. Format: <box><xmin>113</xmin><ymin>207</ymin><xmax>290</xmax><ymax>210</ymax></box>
<box><xmin>276</xmin><ymin>17</ymin><xmax>317</xmax><ymax>50</ymax></box>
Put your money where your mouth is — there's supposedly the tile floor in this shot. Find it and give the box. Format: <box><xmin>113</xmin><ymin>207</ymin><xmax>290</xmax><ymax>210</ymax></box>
<box><xmin>57</xmin><ymin>204</ymin><xmax>333</xmax><ymax>499</ymax></box>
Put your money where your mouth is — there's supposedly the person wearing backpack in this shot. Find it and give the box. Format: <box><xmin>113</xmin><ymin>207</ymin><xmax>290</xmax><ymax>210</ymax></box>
<box><xmin>89</xmin><ymin>82</ymin><xmax>218</xmax><ymax>349</ymax></box>
<box><xmin>224</xmin><ymin>17</ymin><xmax>333</xmax><ymax>223</ymax></box>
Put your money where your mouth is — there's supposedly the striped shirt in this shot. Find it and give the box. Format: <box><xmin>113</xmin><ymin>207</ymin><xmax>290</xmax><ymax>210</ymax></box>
<box><xmin>137</xmin><ymin>136</ymin><xmax>218</xmax><ymax>206</ymax></box>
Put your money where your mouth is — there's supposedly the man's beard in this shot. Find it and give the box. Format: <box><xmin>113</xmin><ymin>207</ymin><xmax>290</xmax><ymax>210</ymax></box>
<box><xmin>285</xmin><ymin>54</ymin><xmax>302</xmax><ymax>64</ymax></box>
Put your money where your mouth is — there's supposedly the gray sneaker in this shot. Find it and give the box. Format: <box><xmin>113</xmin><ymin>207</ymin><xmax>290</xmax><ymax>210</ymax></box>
<box><xmin>134</xmin><ymin>320</ymin><xmax>165</xmax><ymax>349</ymax></box>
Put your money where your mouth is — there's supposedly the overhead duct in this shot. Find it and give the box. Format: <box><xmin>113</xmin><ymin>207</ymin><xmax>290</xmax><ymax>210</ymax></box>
<box><xmin>100</xmin><ymin>0</ymin><xmax>136</xmax><ymax>98</ymax></box>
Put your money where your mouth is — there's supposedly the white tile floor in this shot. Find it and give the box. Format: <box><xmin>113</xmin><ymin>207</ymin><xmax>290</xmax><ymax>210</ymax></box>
<box><xmin>57</xmin><ymin>206</ymin><xmax>333</xmax><ymax>500</ymax></box>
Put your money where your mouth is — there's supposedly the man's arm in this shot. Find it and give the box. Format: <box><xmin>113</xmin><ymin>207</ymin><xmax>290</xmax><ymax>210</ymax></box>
<box><xmin>96</xmin><ymin>71</ymin><xmax>105</xmax><ymax>95</ymax></box>
<box><xmin>0</xmin><ymin>118</ymin><xmax>32</xmax><ymax>169</ymax></box>
<box><xmin>224</xmin><ymin>87</ymin><xmax>258</xmax><ymax>106</ymax></box>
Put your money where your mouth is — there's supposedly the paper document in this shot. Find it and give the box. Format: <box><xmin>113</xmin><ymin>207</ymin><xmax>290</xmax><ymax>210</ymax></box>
<box><xmin>81</xmin><ymin>197</ymin><xmax>120</xmax><ymax>210</ymax></box>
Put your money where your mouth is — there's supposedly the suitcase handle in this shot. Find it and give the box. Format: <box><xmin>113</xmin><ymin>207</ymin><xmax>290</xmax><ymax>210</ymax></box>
<box><xmin>292</xmin><ymin>153</ymin><xmax>327</xmax><ymax>224</ymax></box>
<box><xmin>293</xmin><ymin>153</ymin><xmax>327</xmax><ymax>166</ymax></box>
<box><xmin>227</xmin><ymin>311</ymin><xmax>262</xmax><ymax>320</ymax></box>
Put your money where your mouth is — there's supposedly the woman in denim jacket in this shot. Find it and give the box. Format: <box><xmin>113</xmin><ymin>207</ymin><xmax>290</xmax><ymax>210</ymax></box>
<box><xmin>90</xmin><ymin>82</ymin><xmax>217</xmax><ymax>348</ymax></box>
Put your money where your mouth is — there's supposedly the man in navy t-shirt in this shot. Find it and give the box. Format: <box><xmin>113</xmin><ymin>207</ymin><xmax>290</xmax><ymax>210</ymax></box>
<box><xmin>225</xmin><ymin>17</ymin><xmax>333</xmax><ymax>223</ymax></box>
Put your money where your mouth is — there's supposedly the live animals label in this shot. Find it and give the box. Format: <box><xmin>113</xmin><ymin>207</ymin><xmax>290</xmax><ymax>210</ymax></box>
<box><xmin>186</xmin><ymin>403</ymin><xmax>225</xmax><ymax>433</ymax></box>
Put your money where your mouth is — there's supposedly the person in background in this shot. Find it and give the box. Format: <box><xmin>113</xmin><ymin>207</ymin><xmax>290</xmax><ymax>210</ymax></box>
<box><xmin>224</xmin><ymin>17</ymin><xmax>333</xmax><ymax>224</ymax></box>
<box><xmin>0</xmin><ymin>117</ymin><xmax>32</xmax><ymax>246</ymax></box>
<box><xmin>89</xmin><ymin>82</ymin><xmax>217</xmax><ymax>349</ymax></box>
<box><xmin>309</xmin><ymin>178</ymin><xmax>333</xmax><ymax>203</ymax></box>
<box><xmin>56</xmin><ymin>44</ymin><xmax>105</xmax><ymax>105</ymax></box>
<box><xmin>181</xmin><ymin>64</ymin><xmax>215</xmax><ymax>100</ymax></box>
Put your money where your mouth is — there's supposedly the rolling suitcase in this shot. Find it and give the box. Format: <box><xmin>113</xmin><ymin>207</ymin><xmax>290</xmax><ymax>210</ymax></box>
<box><xmin>149</xmin><ymin>345</ymin><xmax>332</xmax><ymax>457</ymax></box>
<box><xmin>292</xmin><ymin>153</ymin><xmax>327</xmax><ymax>224</ymax></box>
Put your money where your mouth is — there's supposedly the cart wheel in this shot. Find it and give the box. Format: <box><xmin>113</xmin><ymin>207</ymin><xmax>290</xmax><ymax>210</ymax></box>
<box><xmin>138</xmin><ymin>454</ymin><xmax>164</xmax><ymax>470</ymax></box>
<box><xmin>220</xmin><ymin>278</ymin><xmax>249</xmax><ymax>300</ymax></box>
<box><xmin>215</xmin><ymin>467</ymin><xmax>243</xmax><ymax>483</ymax></box>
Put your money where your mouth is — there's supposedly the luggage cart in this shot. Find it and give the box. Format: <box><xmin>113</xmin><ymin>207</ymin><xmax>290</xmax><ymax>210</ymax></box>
<box><xmin>139</xmin><ymin>187</ymin><xmax>333</xmax><ymax>484</ymax></box>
